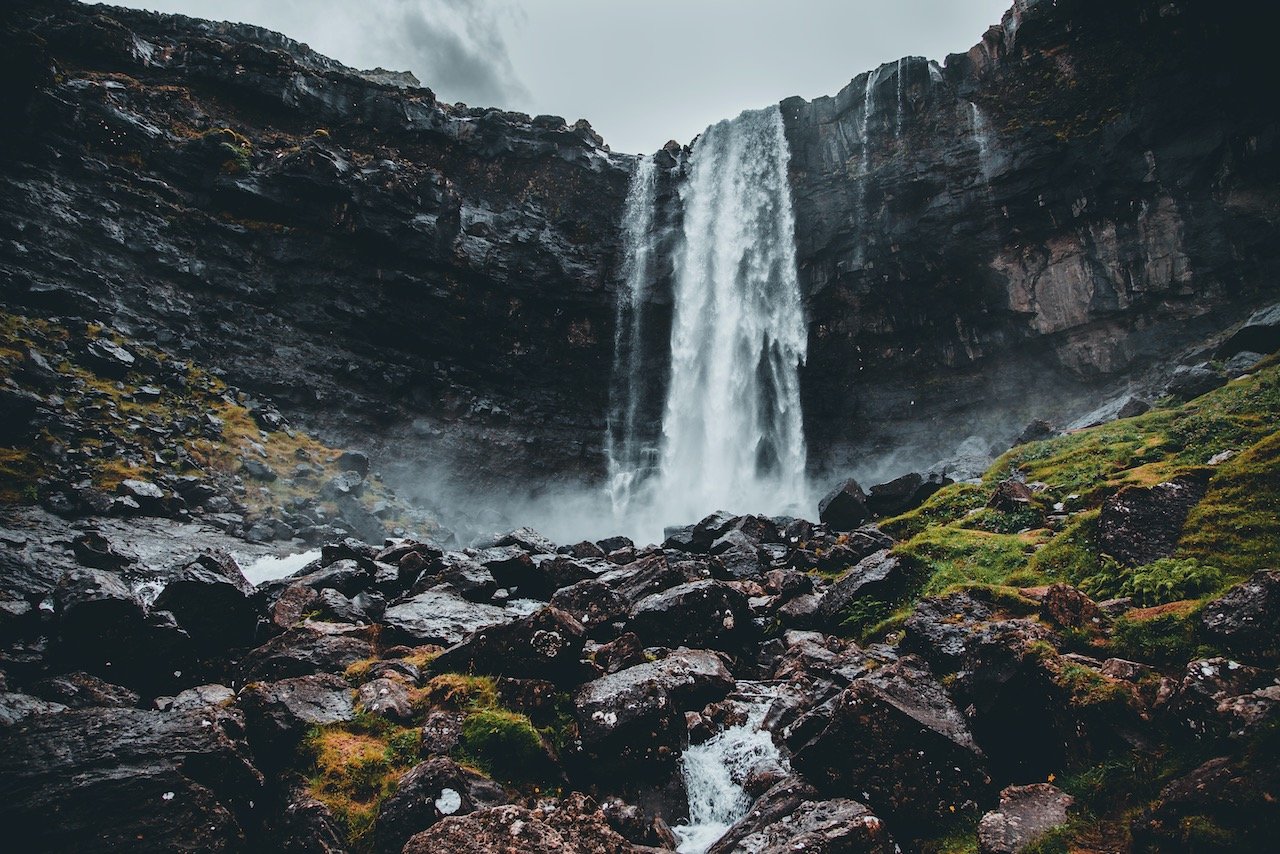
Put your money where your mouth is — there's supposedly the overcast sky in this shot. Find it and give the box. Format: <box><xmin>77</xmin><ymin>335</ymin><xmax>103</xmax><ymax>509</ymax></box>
<box><xmin>105</xmin><ymin>0</ymin><xmax>1012</xmax><ymax>153</ymax></box>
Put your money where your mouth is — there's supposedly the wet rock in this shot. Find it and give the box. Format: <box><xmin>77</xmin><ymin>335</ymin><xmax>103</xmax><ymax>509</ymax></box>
<box><xmin>425</xmin><ymin>553</ymin><xmax>498</xmax><ymax>602</ymax></box>
<box><xmin>429</xmin><ymin>606</ymin><xmax>587</xmax><ymax>684</ymax></box>
<box><xmin>550</xmin><ymin>579</ymin><xmax>630</xmax><ymax>640</ymax></box>
<box><xmin>402</xmin><ymin>798</ymin><xmax>646</xmax><ymax>854</ymax></box>
<box><xmin>1166</xmin><ymin>657</ymin><xmax>1277</xmax><ymax>739</ymax></box>
<box><xmin>568</xmin><ymin>540</ymin><xmax>607</xmax><ymax>559</ymax></box>
<box><xmin>708</xmin><ymin>777</ymin><xmax>896</xmax><ymax>854</ymax></box>
<box><xmin>597</xmin><ymin>536</ymin><xmax>635</xmax><ymax>554</ymax></box>
<box><xmin>71</xmin><ymin>529</ymin><xmax>134</xmax><ymax>570</ymax></box>
<box><xmin>573</xmin><ymin>648</ymin><xmax>733</xmax><ymax>771</ymax></box>
<box><xmin>590</xmin><ymin>632</ymin><xmax>647</xmax><ymax>674</ymax></box>
<box><xmin>84</xmin><ymin>337</ymin><xmax>136</xmax><ymax>377</ymax></box>
<box><xmin>987</xmin><ymin>478</ymin><xmax>1034</xmax><ymax>513</ymax></box>
<box><xmin>496</xmin><ymin>526</ymin><xmax>557</xmax><ymax>555</ymax></box>
<box><xmin>1219</xmin><ymin>302</ymin><xmax>1280</xmax><ymax>357</ymax></box>
<box><xmin>357</xmin><ymin>676</ymin><xmax>414</xmax><ymax>723</ymax></box>
<box><xmin>1132</xmin><ymin>755</ymin><xmax>1280</xmax><ymax>852</ymax></box>
<box><xmin>1013</xmin><ymin>420</ymin><xmax>1058</xmax><ymax>447</ymax></box>
<box><xmin>375</xmin><ymin>756</ymin><xmax>509</xmax><ymax>853</ymax></box>
<box><xmin>1165</xmin><ymin>364</ymin><xmax>1227</xmax><ymax>400</ymax></box>
<box><xmin>628</xmin><ymin>580</ymin><xmax>750</xmax><ymax>651</ymax></box>
<box><xmin>321</xmin><ymin>470</ymin><xmax>364</xmax><ymax>499</ymax></box>
<box><xmin>157</xmin><ymin>683</ymin><xmax>236</xmax><ymax>712</ymax></box>
<box><xmin>867</xmin><ymin>472</ymin><xmax>949</xmax><ymax>517</ymax></box>
<box><xmin>335</xmin><ymin>450</ymin><xmax>370</xmax><ymax>476</ymax></box>
<box><xmin>268</xmin><ymin>584</ymin><xmax>322</xmax><ymax>630</ymax></box>
<box><xmin>291</xmin><ymin>558</ymin><xmax>371</xmax><ymax>598</ymax></box>
<box><xmin>816</xmin><ymin>550</ymin><xmax>908</xmax><ymax>629</ymax></box>
<box><xmin>474</xmin><ymin>546</ymin><xmax>547</xmax><ymax>597</ymax></box>
<box><xmin>236</xmin><ymin>621</ymin><xmax>374</xmax><ymax>683</ymax></box>
<box><xmin>29</xmin><ymin>670</ymin><xmax>140</xmax><ymax>709</ymax></box>
<box><xmin>382</xmin><ymin>587</ymin><xmax>514</xmax><ymax>646</ymax></box>
<box><xmin>789</xmin><ymin>655</ymin><xmax>991</xmax><ymax>831</ymax></box>
<box><xmin>539</xmin><ymin>554</ymin><xmax>608</xmax><ymax>590</ymax></box>
<box><xmin>0</xmin><ymin>706</ymin><xmax>263</xmax><ymax>850</ymax></box>
<box><xmin>154</xmin><ymin>555</ymin><xmax>260</xmax><ymax>652</ymax></box>
<box><xmin>1097</xmin><ymin>472</ymin><xmax>1209</xmax><ymax>567</ymax></box>
<box><xmin>1201</xmin><ymin>571</ymin><xmax>1280</xmax><ymax>663</ymax></box>
<box><xmin>0</xmin><ymin>691</ymin><xmax>68</xmax><ymax>725</ymax></box>
<box><xmin>978</xmin><ymin>784</ymin><xmax>1074</xmax><ymax>854</ymax></box>
<box><xmin>818</xmin><ymin>478</ymin><xmax>869</xmax><ymax>530</ymax></box>
<box><xmin>239</xmin><ymin>673</ymin><xmax>355</xmax><ymax>766</ymax></box>
<box><xmin>268</xmin><ymin>786</ymin><xmax>347</xmax><ymax>854</ymax></box>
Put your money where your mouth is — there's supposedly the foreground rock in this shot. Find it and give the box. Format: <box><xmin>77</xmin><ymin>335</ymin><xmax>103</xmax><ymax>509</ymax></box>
<box><xmin>429</xmin><ymin>606</ymin><xmax>588</xmax><ymax>684</ymax></box>
<box><xmin>978</xmin><ymin>784</ymin><xmax>1075</xmax><ymax>854</ymax></box>
<box><xmin>402</xmin><ymin>797</ymin><xmax>654</xmax><ymax>854</ymax></box>
<box><xmin>708</xmin><ymin>777</ymin><xmax>896</xmax><ymax>854</ymax></box>
<box><xmin>1096</xmin><ymin>473</ymin><xmax>1209</xmax><ymax>567</ymax></box>
<box><xmin>1201</xmin><ymin>571</ymin><xmax>1280</xmax><ymax>663</ymax></box>
<box><xmin>0</xmin><ymin>707</ymin><xmax>263</xmax><ymax>850</ymax></box>
<box><xmin>375</xmin><ymin>757</ymin><xmax>510</xmax><ymax>854</ymax></box>
<box><xmin>381</xmin><ymin>587</ymin><xmax>514</xmax><ymax>646</ymax></box>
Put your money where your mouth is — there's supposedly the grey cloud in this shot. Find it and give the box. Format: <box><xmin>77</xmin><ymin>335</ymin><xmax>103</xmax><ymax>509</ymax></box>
<box><xmin>392</xmin><ymin>0</ymin><xmax>528</xmax><ymax>106</ymax></box>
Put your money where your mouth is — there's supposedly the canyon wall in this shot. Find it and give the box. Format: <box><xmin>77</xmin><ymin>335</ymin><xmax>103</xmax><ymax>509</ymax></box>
<box><xmin>2</xmin><ymin>0</ymin><xmax>1277</xmax><ymax>514</ymax></box>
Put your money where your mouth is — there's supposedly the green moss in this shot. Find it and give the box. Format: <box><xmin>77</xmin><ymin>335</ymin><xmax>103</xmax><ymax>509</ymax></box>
<box><xmin>894</xmin><ymin>527</ymin><xmax>1042</xmax><ymax>595</ymax></box>
<box><xmin>881</xmin><ymin>482</ymin><xmax>987</xmax><ymax>540</ymax></box>
<box><xmin>1109</xmin><ymin>602</ymin><xmax>1211</xmax><ymax>665</ymax></box>
<box><xmin>1026</xmin><ymin>510</ymin><xmax>1112</xmax><ymax>584</ymax></box>
<box><xmin>415</xmin><ymin>674</ymin><xmax>499</xmax><ymax>712</ymax></box>
<box><xmin>1177</xmin><ymin>431</ymin><xmax>1280</xmax><ymax>577</ymax></box>
<box><xmin>457</xmin><ymin>708</ymin><xmax>548</xmax><ymax>785</ymax></box>
<box><xmin>1117</xmin><ymin>558</ymin><xmax>1226</xmax><ymax>607</ymax></box>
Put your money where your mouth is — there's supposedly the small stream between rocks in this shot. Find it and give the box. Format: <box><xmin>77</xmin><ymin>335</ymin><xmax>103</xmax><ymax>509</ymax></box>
<box><xmin>673</xmin><ymin>683</ymin><xmax>788</xmax><ymax>854</ymax></box>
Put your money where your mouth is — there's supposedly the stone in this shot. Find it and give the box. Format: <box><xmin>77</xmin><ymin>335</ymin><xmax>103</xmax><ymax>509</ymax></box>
<box><xmin>1097</xmin><ymin>472</ymin><xmax>1209</xmax><ymax>566</ymax></box>
<box><xmin>382</xmin><ymin>587</ymin><xmax>515</xmax><ymax>646</ymax></box>
<box><xmin>550</xmin><ymin>579</ymin><xmax>630</xmax><ymax>640</ymax></box>
<box><xmin>236</xmin><ymin>621</ymin><xmax>374</xmax><ymax>683</ymax></box>
<box><xmin>29</xmin><ymin>671</ymin><xmax>140</xmax><ymax>709</ymax></box>
<box><xmin>356</xmin><ymin>676</ymin><xmax>414</xmax><ymax>722</ymax></box>
<box><xmin>1218</xmin><ymin>302</ymin><xmax>1280</xmax><ymax>358</ymax></box>
<box><xmin>0</xmin><ymin>707</ymin><xmax>262</xmax><ymax>850</ymax></box>
<box><xmin>428</xmin><ymin>606</ymin><xmax>588</xmax><ymax>684</ymax></box>
<box><xmin>1224</xmin><ymin>350</ymin><xmax>1265</xmax><ymax>377</ymax></box>
<box><xmin>495</xmin><ymin>526</ymin><xmax>557</xmax><ymax>555</ymax></box>
<box><xmin>789</xmin><ymin>656</ymin><xmax>991</xmax><ymax>830</ymax></box>
<box><xmin>978</xmin><ymin>784</ymin><xmax>1075</xmax><ymax>854</ymax></box>
<box><xmin>628</xmin><ymin>580</ymin><xmax>751</xmax><ymax>651</ymax></box>
<box><xmin>1132</xmin><ymin>755</ymin><xmax>1280</xmax><ymax>852</ymax></box>
<box><xmin>867</xmin><ymin>472</ymin><xmax>925</xmax><ymax>516</ymax></box>
<box><xmin>816</xmin><ymin>550</ymin><xmax>908</xmax><ymax>629</ymax></box>
<box><xmin>159</xmin><ymin>684</ymin><xmax>236</xmax><ymax>712</ymax></box>
<box><xmin>402</xmin><ymin>799</ymin><xmax>646</xmax><ymax>854</ymax></box>
<box><xmin>335</xmin><ymin>450</ymin><xmax>370</xmax><ymax>476</ymax></box>
<box><xmin>708</xmin><ymin>777</ymin><xmax>896</xmax><ymax>854</ymax></box>
<box><xmin>267</xmin><ymin>787</ymin><xmax>347</xmax><ymax>854</ymax></box>
<box><xmin>1039</xmin><ymin>584</ymin><xmax>1106</xmax><ymax>631</ymax></box>
<box><xmin>987</xmin><ymin>478</ymin><xmax>1034</xmax><ymax>512</ymax></box>
<box><xmin>154</xmin><ymin>555</ymin><xmax>260</xmax><ymax>652</ymax></box>
<box><xmin>818</xmin><ymin>478</ymin><xmax>869</xmax><ymax>530</ymax></box>
<box><xmin>1201</xmin><ymin>571</ymin><xmax>1280</xmax><ymax>663</ymax></box>
<box><xmin>239</xmin><ymin>673</ymin><xmax>355</xmax><ymax>766</ymax></box>
<box><xmin>0</xmin><ymin>691</ymin><xmax>69</xmax><ymax>725</ymax></box>
<box><xmin>374</xmin><ymin>757</ymin><xmax>509</xmax><ymax>854</ymax></box>
<box><xmin>1165</xmin><ymin>364</ymin><xmax>1227</xmax><ymax>400</ymax></box>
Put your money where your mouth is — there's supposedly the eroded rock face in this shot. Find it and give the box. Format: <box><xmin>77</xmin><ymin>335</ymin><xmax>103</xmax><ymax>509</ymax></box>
<box><xmin>401</xmin><ymin>798</ymin><xmax>647</xmax><ymax>854</ymax></box>
<box><xmin>708</xmin><ymin>777</ymin><xmax>897</xmax><ymax>854</ymax></box>
<box><xmin>1201</xmin><ymin>571</ymin><xmax>1280</xmax><ymax>663</ymax></box>
<box><xmin>978</xmin><ymin>784</ymin><xmax>1075</xmax><ymax>854</ymax></box>
<box><xmin>1097</xmin><ymin>473</ymin><xmax>1209</xmax><ymax>567</ymax></box>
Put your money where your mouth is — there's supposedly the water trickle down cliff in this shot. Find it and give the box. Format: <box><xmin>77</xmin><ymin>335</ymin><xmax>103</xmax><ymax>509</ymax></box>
<box><xmin>608</xmin><ymin>106</ymin><xmax>810</xmax><ymax>539</ymax></box>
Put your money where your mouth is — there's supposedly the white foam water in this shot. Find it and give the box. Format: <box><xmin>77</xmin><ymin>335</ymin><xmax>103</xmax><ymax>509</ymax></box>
<box><xmin>237</xmin><ymin>549</ymin><xmax>320</xmax><ymax>585</ymax></box>
<box><xmin>673</xmin><ymin>685</ymin><xmax>788</xmax><ymax>854</ymax></box>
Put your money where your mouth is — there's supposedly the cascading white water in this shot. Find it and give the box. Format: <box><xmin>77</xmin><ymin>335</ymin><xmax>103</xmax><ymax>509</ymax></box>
<box><xmin>969</xmin><ymin>101</ymin><xmax>996</xmax><ymax>183</ymax></box>
<box><xmin>674</xmin><ymin>685</ymin><xmax>788</xmax><ymax>854</ymax></box>
<box><xmin>606</xmin><ymin>154</ymin><xmax>660</xmax><ymax>517</ymax></box>
<box><xmin>651</xmin><ymin>105</ymin><xmax>809</xmax><ymax>531</ymax></box>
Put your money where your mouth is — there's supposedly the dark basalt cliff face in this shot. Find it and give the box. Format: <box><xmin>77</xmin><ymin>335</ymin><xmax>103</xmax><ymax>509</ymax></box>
<box><xmin>781</xmin><ymin>0</ymin><xmax>1279</xmax><ymax>472</ymax></box>
<box><xmin>1</xmin><ymin>0</ymin><xmax>631</xmax><ymax>511</ymax></box>
<box><xmin>2</xmin><ymin>0</ymin><xmax>1277</xmax><ymax>504</ymax></box>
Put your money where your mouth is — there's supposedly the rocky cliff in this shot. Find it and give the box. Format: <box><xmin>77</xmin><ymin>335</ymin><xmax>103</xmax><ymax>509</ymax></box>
<box><xmin>2</xmin><ymin>0</ymin><xmax>1278</xmax><ymax>512</ymax></box>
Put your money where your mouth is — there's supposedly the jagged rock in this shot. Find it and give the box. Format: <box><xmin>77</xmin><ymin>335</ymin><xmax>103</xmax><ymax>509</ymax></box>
<box><xmin>573</xmin><ymin>648</ymin><xmax>733</xmax><ymax>771</ymax></box>
<box><xmin>1218</xmin><ymin>302</ymin><xmax>1280</xmax><ymax>357</ymax></box>
<box><xmin>356</xmin><ymin>676</ymin><xmax>414</xmax><ymax>722</ymax></box>
<box><xmin>239</xmin><ymin>673</ymin><xmax>355</xmax><ymax>765</ymax></box>
<box><xmin>867</xmin><ymin>472</ymin><xmax>949</xmax><ymax>517</ymax></box>
<box><xmin>269</xmin><ymin>584</ymin><xmax>322</xmax><ymax>630</ymax></box>
<box><xmin>375</xmin><ymin>757</ymin><xmax>509</xmax><ymax>854</ymax></box>
<box><xmin>628</xmin><ymin>580</ymin><xmax>750</xmax><ymax>651</ymax></box>
<box><xmin>815</xmin><ymin>550</ymin><xmax>908</xmax><ymax>629</ymax></box>
<box><xmin>70</xmin><ymin>529</ymin><xmax>133</xmax><ymax>570</ymax></box>
<box><xmin>321</xmin><ymin>470</ymin><xmax>364</xmax><ymax>498</ymax></box>
<box><xmin>157</xmin><ymin>684</ymin><xmax>236</xmax><ymax>712</ymax></box>
<box><xmin>550</xmin><ymin>579</ymin><xmax>631</xmax><ymax>640</ymax></box>
<box><xmin>539</xmin><ymin>554</ymin><xmax>608</xmax><ymax>590</ymax></box>
<box><xmin>402</xmin><ymin>798</ymin><xmax>648</xmax><ymax>854</ymax></box>
<box><xmin>1132</xmin><ymin>756</ymin><xmax>1280</xmax><ymax>852</ymax></box>
<box><xmin>597</xmin><ymin>536</ymin><xmax>634</xmax><ymax>554</ymax></box>
<box><xmin>590</xmin><ymin>632</ymin><xmax>647</xmax><ymax>674</ymax></box>
<box><xmin>789</xmin><ymin>656</ymin><xmax>991</xmax><ymax>831</ymax></box>
<box><xmin>473</xmin><ymin>546</ymin><xmax>549</xmax><ymax>597</ymax></box>
<box><xmin>496</xmin><ymin>526</ymin><xmax>557</xmax><ymax>555</ymax></box>
<box><xmin>708</xmin><ymin>777</ymin><xmax>896</xmax><ymax>854</ymax></box>
<box><xmin>83</xmin><ymin>337</ymin><xmax>136</xmax><ymax>377</ymax></box>
<box><xmin>154</xmin><ymin>555</ymin><xmax>260</xmax><ymax>652</ymax></box>
<box><xmin>709</xmin><ymin>529</ymin><xmax>766</xmax><ymax>579</ymax></box>
<box><xmin>0</xmin><ymin>707</ymin><xmax>263</xmax><ymax>850</ymax></box>
<box><xmin>382</xmin><ymin>587</ymin><xmax>514</xmax><ymax>646</ymax></box>
<box><xmin>987</xmin><ymin>478</ymin><xmax>1034</xmax><ymax>512</ymax></box>
<box><xmin>568</xmin><ymin>540</ymin><xmax>607</xmax><ymax>559</ymax></box>
<box><xmin>1166</xmin><ymin>364</ymin><xmax>1227</xmax><ymax>400</ymax></box>
<box><xmin>429</xmin><ymin>606</ymin><xmax>587</xmax><ymax>684</ymax></box>
<box><xmin>978</xmin><ymin>784</ymin><xmax>1075</xmax><ymax>854</ymax></box>
<box><xmin>423</xmin><ymin>553</ymin><xmax>498</xmax><ymax>601</ymax></box>
<box><xmin>1097</xmin><ymin>472</ymin><xmax>1209</xmax><ymax>566</ymax></box>
<box><xmin>1201</xmin><ymin>571</ymin><xmax>1280</xmax><ymax>663</ymax></box>
<box><xmin>818</xmin><ymin>479</ymin><xmax>869</xmax><ymax>530</ymax></box>
<box><xmin>236</xmin><ymin>621</ymin><xmax>374</xmax><ymax>683</ymax></box>
<box><xmin>0</xmin><ymin>691</ymin><xmax>68</xmax><ymax>725</ymax></box>
<box><xmin>290</xmin><ymin>558</ymin><xmax>371</xmax><ymax>597</ymax></box>
<box><xmin>1165</xmin><ymin>657</ymin><xmax>1278</xmax><ymax>739</ymax></box>
<box><xmin>268</xmin><ymin>786</ymin><xmax>348</xmax><ymax>854</ymax></box>
<box><xmin>29</xmin><ymin>671</ymin><xmax>140</xmax><ymax>709</ymax></box>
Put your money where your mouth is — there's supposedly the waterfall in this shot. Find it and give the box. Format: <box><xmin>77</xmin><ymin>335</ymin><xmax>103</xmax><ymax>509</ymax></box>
<box><xmin>606</xmin><ymin>154</ymin><xmax>660</xmax><ymax>517</ymax></box>
<box><xmin>674</xmin><ymin>685</ymin><xmax>788</xmax><ymax>854</ymax></box>
<box><xmin>969</xmin><ymin>101</ymin><xmax>997</xmax><ymax>183</ymax></box>
<box><xmin>653</xmin><ymin>105</ymin><xmax>809</xmax><ymax>531</ymax></box>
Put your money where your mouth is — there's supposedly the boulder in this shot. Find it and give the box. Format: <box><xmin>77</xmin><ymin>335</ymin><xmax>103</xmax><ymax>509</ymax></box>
<box><xmin>267</xmin><ymin>786</ymin><xmax>347</xmax><ymax>854</ymax></box>
<box><xmin>550</xmin><ymin>579</ymin><xmax>631</xmax><ymax>640</ymax></box>
<box><xmin>987</xmin><ymin>478</ymin><xmax>1034</xmax><ymax>513</ymax></box>
<box><xmin>590</xmin><ymin>632</ymin><xmax>647</xmax><ymax>674</ymax></box>
<box><xmin>1039</xmin><ymin>584</ymin><xmax>1106</xmax><ymax>631</ymax></box>
<box><xmin>29</xmin><ymin>671</ymin><xmax>140</xmax><ymax>709</ymax></box>
<box><xmin>816</xmin><ymin>550</ymin><xmax>909</xmax><ymax>629</ymax></box>
<box><xmin>1132</xmin><ymin>755</ymin><xmax>1280</xmax><ymax>852</ymax></box>
<box><xmin>382</xmin><ymin>587</ymin><xmax>514</xmax><ymax>646</ymax></box>
<box><xmin>1218</xmin><ymin>302</ymin><xmax>1280</xmax><ymax>358</ymax></box>
<box><xmin>573</xmin><ymin>648</ymin><xmax>733</xmax><ymax>772</ymax></box>
<box><xmin>496</xmin><ymin>526</ymin><xmax>557</xmax><ymax>555</ymax></box>
<box><xmin>429</xmin><ymin>606</ymin><xmax>588</xmax><ymax>684</ymax></box>
<box><xmin>1097</xmin><ymin>473</ymin><xmax>1209</xmax><ymax>566</ymax></box>
<box><xmin>0</xmin><ymin>692</ymin><xmax>68</xmax><ymax>725</ymax></box>
<box><xmin>691</xmin><ymin>510</ymin><xmax>739</xmax><ymax>551</ymax></box>
<box><xmin>708</xmin><ymin>777</ymin><xmax>896</xmax><ymax>854</ymax></box>
<box><xmin>268</xmin><ymin>584</ymin><xmax>322</xmax><ymax>630</ymax></box>
<box><xmin>239</xmin><ymin>673</ymin><xmax>355</xmax><ymax>765</ymax></box>
<box><xmin>157</xmin><ymin>684</ymin><xmax>236</xmax><ymax>713</ymax></box>
<box><xmin>236</xmin><ymin>622</ymin><xmax>374</xmax><ymax>683</ymax></box>
<box><xmin>425</xmin><ymin>553</ymin><xmax>499</xmax><ymax>602</ymax></box>
<box><xmin>1165</xmin><ymin>364</ymin><xmax>1227</xmax><ymax>400</ymax></box>
<box><xmin>0</xmin><ymin>706</ymin><xmax>263</xmax><ymax>850</ymax></box>
<box><xmin>402</xmin><ymin>799</ymin><xmax>647</xmax><ymax>854</ymax></box>
<box><xmin>818</xmin><ymin>479</ymin><xmax>869</xmax><ymax>530</ymax></box>
<box><xmin>374</xmin><ymin>756</ymin><xmax>509</xmax><ymax>853</ymax></box>
<box><xmin>357</xmin><ymin>676</ymin><xmax>414</xmax><ymax>723</ymax></box>
<box><xmin>1201</xmin><ymin>571</ymin><xmax>1280</xmax><ymax>662</ymax></box>
<box><xmin>978</xmin><ymin>784</ymin><xmax>1075</xmax><ymax>854</ymax></box>
<box><xmin>153</xmin><ymin>555</ymin><xmax>260</xmax><ymax>652</ymax></box>
<box><xmin>866</xmin><ymin>472</ymin><xmax>948</xmax><ymax>517</ymax></box>
<box><xmin>474</xmin><ymin>546</ymin><xmax>549</xmax><ymax>597</ymax></box>
<box><xmin>788</xmin><ymin>656</ymin><xmax>991</xmax><ymax>831</ymax></box>
<box><xmin>628</xmin><ymin>580</ymin><xmax>750</xmax><ymax>651</ymax></box>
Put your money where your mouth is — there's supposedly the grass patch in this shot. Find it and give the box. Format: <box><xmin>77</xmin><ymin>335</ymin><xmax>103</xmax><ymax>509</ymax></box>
<box><xmin>894</xmin><ymin>527</ymin><xmax>1044</xmax><ymax>596</ymax></box>
<box><xmin>1177</xmin><ymin>431</ymin><xmax>1280</xmax><ymax>577</ymax></box>
<box><xmin>305</xmin><ymin>720</ymin><xmax>420</xmax><ymax>851</ymax></box>
<box><xmin>415</xmin><ymin>674</ymin><xmax>499</xmax><ymax>712</ymax></box>
<box><xmin>1107</xmin><ymin>600</ymin><xmax>1213</xmax><ymax>665</ymax></box>
<box><xmin>457</xmin><ymin>708</ymin><xmax>550</xmax><ymax>786</ymax></box>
